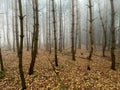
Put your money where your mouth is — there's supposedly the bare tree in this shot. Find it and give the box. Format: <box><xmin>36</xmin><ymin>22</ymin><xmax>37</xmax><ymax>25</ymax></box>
<box><xmin>15</xmin><ymin>0</ymin><xmax>19</xmax><ymax>56</ymax></box>
<box><xmin>12</xmin><ymin>0</ymin><xmax>15</xmax><ymax>52</ymax></box>
<box><xmin>88</xmin><ymin>0</ymin><xmax>94</xmax><ymax>60</ymax></box>
<box><xmin>71</xmin><ymin>0</ymin><xmax>75</xmax><ymax>60</ymax></box>
<box><xmin>49</xmin><ymin>0</ymin><xmax>52</xmax><ymax>54</ymax></box>
<box><xmin>98</xmin><ymin>0</ymin><xmax>107</xmax><ymax>57</ymax></box>
<box><xmin>59</xmin><ymin>0</ymin><xmax>63</xmax><ymax>52</ymax></box>
<box><xmin>87</xmin><ymin>0</ymin><xmax>94</xmax><ymax>70</ymax></box>
<box><xmin>29</xmin><ymin>0</ymin><xmax>39</xmax><ymax>75</ymax></box>
<box><xmin>52</xmin><ymin>0</ymin><xmax>58</xmax><ymax>66</ymax></box>
<box><xmin>18</xmin><ymin>0</ymin><xmax>26</xmax><ymax>89</ymax></box>
<box><xmin>0</xmin><ymin>33</ymin><xmax>4</xmax><ymax>71</ymax></box>
<box><xmin>110</xmin><ymin>0</ymin><xmax>116</xmax><ymax>70</ymax></box>
<box><xmin>6</xmin><ymin>2</ymin><xmax>11</xmax><ymax>50</ymax></box>
<box><xmin>26</xmin><ymin>0</ymin><xmax>29</xmax><ymax>51</ymax></box>
<box><xmin>86</xmin><ymin>8</ymin><xmax>89</xmax><ymax>50</ymax></box>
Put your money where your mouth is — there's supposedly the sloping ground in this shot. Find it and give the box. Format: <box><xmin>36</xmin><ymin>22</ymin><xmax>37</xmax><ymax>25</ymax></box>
<box><xmin>0</xmin><ymin>49</ymin><xmax>120</xmax><ymax>90</ymax></box>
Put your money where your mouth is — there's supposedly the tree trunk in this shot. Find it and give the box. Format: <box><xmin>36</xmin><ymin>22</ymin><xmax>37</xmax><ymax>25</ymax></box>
<box><xmin>12</xmin><ymin>0</ymin><xmax>15</xmax><ymax>52</ymax></box>
<box><xmin>6</xmin><ymin>11</ymin><xmax>11</xmax><ymax>50</ymax></box>
<box><xmin>52</xmin><ymin>0</ymin><xmax>58</xmax><ymax>66</ymax></box>
<box><xmin>49</xmin><ymin>0</ymin><xmax>51</xmax><ymax>54</ymax></box>
<box><xmin>86</xmin><ymin>8</ymin><xmax>89</xmax><ymax>50</ymax></box>
<box><xmin>15</xmin><ymin>0</ymin><xmax>19</xmax><ymax>56</ymax></box>
<box><xmin>18</xmin><ymin>0</ymin><xmax>26</xmax><ymax>89</ymax></box>
<box><xmin>0</xmin><ymin>48</ymin><xmax>4</xmax><ymax>71</ymax></box>
<box><xmin>29</xmin><ymin>0</ymin><xmax>39</xmax><ymax>75</ymax></box>
<box><xmin>88</xmin><ymin>0</ymin><xmax>94</xmax><ymax>60</ymax></box>
<box><xmin>98</xmin><ymin>0</ymin><xmax>107</xmax><ymax>57</ymax></box>
<box><xmin>110</xmin><ymin>0</ymin><xmax>116</xmax><ymax>70</ymax></box>
<box><xmin>26</xmin><ymin>0</ymin><xmax>29</xmax><ymax>51</ymax></box>
<box><xmin>87</xmin><ymin>0</ymin><xmax>94</xmax><ymax>70</ymax></box>
<box><xmin>59</xmin><ymin>0</ymin><xmax>62</xmax><ymax>52</ymax></box>
<box><xmin>71</xmin><ymin>0</ymin><xmax>75</xmax><ymax>60</ymax></box>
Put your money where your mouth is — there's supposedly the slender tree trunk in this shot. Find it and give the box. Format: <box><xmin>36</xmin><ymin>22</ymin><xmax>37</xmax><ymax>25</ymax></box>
<box><xmin>12</xmin><ymin>0</ymin><xmax>15</xmax><ymax>52</ymax></box>
<box><xmin>110</xmin><ymin>0</ymin><xmax>116</xmax><ymax>70</ymax></box>
<box><xmin>46</xmin><ymin>0</ymin><xmax>49</xmax><ymax>51</ymax></box>
<box><xmin>88</xmin><ymin>0</ymin><xmax>94</xmax><ymax>60</ymax></box>
<box><xmin>0</xmin><ymin>48</ymin><xmax>4</xmax><ymax>71</ymax></box>
<box><xmin>52</xmin><ymin>0</ymin><xmax>58</xmax><ymax>66</ymax></box>
<box><xmin>18</xmin><ymin>0</ymin><xmax>26</xmax><ymax>89</ymax></box>
<box><xmin>59</xmin><ymin>0</ymin><xmax>62</xmax><ymax>52</ymax></box>
<box><xmin>15</xmin><ymin>0</ymin><xmax>19</xmax><ymax>56</ymax></box>
<box><xmin>6</xmin><ymin>11</ymin><xmax>11</xmax><ymax>50</ymax></box>
<box><xmin>86</xmin><ymin>8</ymin><xmax>89</xmax><ymax>50</ymax></box>
<box><xmin>29</xmin><ymin>0</ymin><xmax>39</xmax><ymax>75</ymax></box>
<box><xmin>49</xmin><ymin>0</ymin><xmax>51</xmax><ymax>54</ymax></box>
<box><xmin>87</xmin><ymin>0</ymin><xmax>94</xmax><ymax>70</ymax></box>
<box><xmin>98</xmin><ymin>0</ymin><xmax>107</xmax><ymax>57</ymax></box>
<box><xmin>26</xmin><ymin>0</ymin><xmax>29</xmax><ymax>51</ymax></box>
<box><xmin>71</xmin><ymin>0</ymin><xmax>75</xmax><ymax>60</ymax></box>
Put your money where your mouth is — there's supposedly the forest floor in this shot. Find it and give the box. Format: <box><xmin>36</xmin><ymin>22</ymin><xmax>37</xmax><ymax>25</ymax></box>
<box><xmin>0</xmin><ymin>48</ymin><xmax>120</xmax><ymax>90</ymax></box>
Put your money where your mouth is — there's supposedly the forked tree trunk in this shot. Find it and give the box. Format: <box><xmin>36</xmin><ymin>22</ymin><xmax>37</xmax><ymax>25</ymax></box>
<box><xmin>29</xmin><ymin>0</ymin><xmax>39</xmax><ymax>75</ymax></box>
<box><xmin>98</xmin><ymin>0</ymin><xmax>107</xmax><ymax>57</ymax></box>
<box><xmin>110</xmin><ymin>0</ymin><xmax>116</xmax><ymax>70</ymax></box>
<box><xmin>18</xmin><ymin>0</ymin><xmax>26</xmax><ymax>89</ymax></box>
<box><xmin>52</xmin><ymin>0</ymin><xmax>58</xmax><ymax>66</ymax></box>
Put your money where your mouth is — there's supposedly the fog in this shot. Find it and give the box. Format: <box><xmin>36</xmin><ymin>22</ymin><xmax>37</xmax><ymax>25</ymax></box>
<box><xmin>0</xmin><ymin>0</ymin><xmax>120</xmax><ymax>49</ymax></box>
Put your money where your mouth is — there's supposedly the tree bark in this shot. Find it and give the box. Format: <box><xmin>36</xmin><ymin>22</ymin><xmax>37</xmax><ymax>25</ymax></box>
<box><xmin>71</xmin><ymin>0</ymin><xmax>75</xmax><ymax>60</ymax></box>
<box><xmin>26</xmin><ymin>0</ymin><xmax>29</xmax><ymax>51</ymax></box>
<box><xmin>98</xmin><ymin>0</ymin><xmax>107</xmax><ymax>57</ymax></box>
<box><xmin>49</xmin><ymin>0</ymin><xmax>51</xmax><ymax>54</ymax></box>
<box><xmin>0</xmin><ymin>48</ymin><xmax>4</xmax><ymax>71</ymax></box>
<box><xmin>59</xmin><ymin>0</ymin><xmax>62</xmax><ymax>52</ymax></box>
<box><xmin>18</xmin><ymin>0</ymin><xmax>26</xmax><ymax>89</ymax></box>
<box><xmin>12</xmin><ymin>0</ymin><xmax>15</xmax><ymax>52</ymax></box>
<box><xmin>15</xmin><ymin>0</ymin><xmax>19</xmax><ymax>56</ymax></box>
<box><xmin>110</xmin><ymin>0</ymin><xmax>116</xmax><ymax>70</ymax></box>
<box><xmin>88</xmin><ymin>0</ymin><xmax>94</xmax><ymax>60</ymax></box>
<box><xmin>52</xmin><ymin>0</ymin><xmax>58</xmax><ymax>66</ymax></box>
<box><xmin>29</xmin><ymin>0</ymin><xmax>39</xmax><ymax>75</ymax></box>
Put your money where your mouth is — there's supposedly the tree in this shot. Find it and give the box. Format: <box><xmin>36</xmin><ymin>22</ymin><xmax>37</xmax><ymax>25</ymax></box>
<box><xmin>59</xmin><ymin>0</ymin><xmax>63</xmax><ymax>52</ymax></box>
<box><xmin>86</xmin><ymin>8</ymin><xmax>89</xmax><ymax>50</ymax></box>
<box><xmin>15</xmin><ymin>0</ymin><xmax>19</xmax><ymax>56</ymax></box>
<box><xmin>26</xmin><ymin>0</ymin><xmax>29</xmax><ymax>51</ymax></box>
<box><xmin>46</xmin><ymin>0</ymin><xmax>49</xmax><ymax>51</ymax></box>
<box><xmin>88</xmin><ymin>0</ymin><xmax>94</xmax><ymax>60</ymax></box>
<box><xmin>71</xmin><ymin>0</ymin><xmax>75</xmax><ymax>60</ymax></box>
<box><xmin>98</xmin><ymin>0</ymin><xmax>107</xmax><ymax>57</ymax></box>
<box><xmin>49</xmin><ymin>0</ymin><xmax>52</xmax><ymax>54</ymax></box>
<box><xmin>52</xmin><ymin>0</ymin><xmax>58</xmax><ymax>66</ymax></box>
<box><xmin>110</xmin><ymin>0</ymin><xmax>116</xmax><ymax>70</ymax></box>
<box><xmin>6</xmin><ymin>2</ymin><xmax>11</xmax><ymax>50</ymax></box>
<box><xmin>87</xmin><ymin>0</ymin><xmax>94</xmax><ymax>70</ymax></box>
<box><xmin>12</xmin><ymin>0</ymin><xmax>15</xmax><ymax>52</ymax></box>
<box><xmin>18</xmin><ymin>0</ymin><xmax>26</xmax><ymax>89</ymax></box>
<box><xmin>29</xmin><ymin>0</ymin><xmax>39</xmax><ymax>75</ymax></box>
<box><xmin>0</xmin><ymin>33</ymin><xmax>4</xmax><ymax>71</ymax></box>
